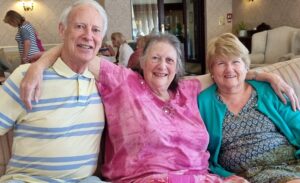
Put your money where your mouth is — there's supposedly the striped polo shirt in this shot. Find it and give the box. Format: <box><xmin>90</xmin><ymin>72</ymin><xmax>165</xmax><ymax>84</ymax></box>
<box><xmin>16</xmin><ymin>23</ymin><xmax>40</xmax><ymax>57</ymax></box>
<box><xmin>0</xmin><ymin>58</ymin><xmax>104</xmax><ymax>182</ymax></box>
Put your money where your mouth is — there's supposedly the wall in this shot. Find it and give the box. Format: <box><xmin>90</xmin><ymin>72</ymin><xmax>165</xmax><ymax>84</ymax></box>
<box><xmin>232</xmin><ymin>0</ymin><xmax>300</xmax><ymax>32</ymax></box>
<box><xmin>103</xmin><ymin>0</ymin><xmax>132</xmax><ymax>40</ymax></box>
<box><xmin>0</xmin><ymin>0</ymin><xmax>131</xmax><ymax>47</ymax></box>
<box><xmin>205</xmin><ymin>0</ymin><xmax>232</xmax><ymax>44</ymax></box>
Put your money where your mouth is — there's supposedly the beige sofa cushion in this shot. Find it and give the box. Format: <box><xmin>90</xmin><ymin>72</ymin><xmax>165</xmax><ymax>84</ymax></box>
<box><xmin>254</xmin><ymin>58</ymin><xmax>300</xmax><ymax>101</ymax></box>
<box><xmin>265</xmin><ymin>26</ymin><xmax>298</xmax><ymax>64</ymax></box>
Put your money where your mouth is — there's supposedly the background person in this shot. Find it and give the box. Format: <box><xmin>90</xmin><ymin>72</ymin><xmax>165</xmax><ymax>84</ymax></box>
<box><xmin>111</xmin><ymin>32</ymin><xmax>133</xmax><ymax>66</ymax></box>
<box><xmin>127</xmin><ymin>35</ymin><xmax>150</xmax><ymax>71</ymax></box>
<box><xmin>198</xmin><ymin>33</ymin><xmax>300</xmax><ymax>183</ymax></box>
<box><xmin>99</xmin><ymin>42</ymin><xmax>115</xmax><ymax>57</ymax></box>
<box><xmin>0</xmin><ymin>0</ymin><xmax>107</xmax><ymax>182</ymax></box>
<box><xmin>3</xmin><ymin>10</ymin><xmax>44</xmax><ymax>64</ymax></box>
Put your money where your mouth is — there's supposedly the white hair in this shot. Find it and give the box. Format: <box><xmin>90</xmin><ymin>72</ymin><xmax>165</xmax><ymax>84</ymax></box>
<box><xmin>59</xmin><ymin>0</ymin><xmax>108</xmax><ymax>37</ymax></box>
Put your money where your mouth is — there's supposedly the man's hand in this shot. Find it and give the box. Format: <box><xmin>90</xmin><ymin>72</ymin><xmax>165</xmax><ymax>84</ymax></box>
<box><xmin>20</xmin><ymin>64</ymin><xmax>43</xmax><ymax>110</ymax></box>
<box><xmin>269</xmin><ymin>73</ymin><xmax>300</xmax><ymax>111</ymax></box>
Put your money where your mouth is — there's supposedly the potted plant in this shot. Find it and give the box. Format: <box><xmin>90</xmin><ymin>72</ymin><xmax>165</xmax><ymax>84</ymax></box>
<box><xmin>237</xmin><ymin>21</ymin><xmax>248</xmax><ymax>37</ymax></box>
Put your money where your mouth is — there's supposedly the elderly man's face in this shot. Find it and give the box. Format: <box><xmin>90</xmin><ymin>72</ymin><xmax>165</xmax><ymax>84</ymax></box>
<box><xmin>59</xmin><ymin>5</ymin><xmax>103</xmax><ymax>70</ymax></box>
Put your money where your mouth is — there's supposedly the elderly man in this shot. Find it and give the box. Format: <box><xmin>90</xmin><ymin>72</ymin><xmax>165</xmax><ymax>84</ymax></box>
<box><xmin>0</xmin><ymin>0</ymin><xmax>107</xmax><ymax>182</ymax></box>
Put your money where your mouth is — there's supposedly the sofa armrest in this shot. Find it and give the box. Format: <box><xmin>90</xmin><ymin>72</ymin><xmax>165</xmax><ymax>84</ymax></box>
<box><xmin>250</xmin><ymin>53</ymin><xmax>264</xmax><ymax>64</ymax></box>
<box><xmin>0</xmin><ymin>130</ymin><xmax>13</xmax><ymax>176</ymax></box>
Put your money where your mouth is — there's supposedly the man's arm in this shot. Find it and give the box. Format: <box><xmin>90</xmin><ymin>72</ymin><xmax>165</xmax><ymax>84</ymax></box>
<box><xmin>88</xmin><ymin>56</ymin><xmax>101</xmax><ymax>80</ymax></box>
<box><xmin>20</xmin><ymin>45</ymin><xmax>102</xmax><ymax>110</ymax></box>
<box><xmin>20</xmin><ymin>45</ymin><xmax>62</xmax><ymax>110</ymax></box>
<box><xmin>246</xmin><ymin>70</ymin><xmax>300</xmax><ymax>111</ymax></box>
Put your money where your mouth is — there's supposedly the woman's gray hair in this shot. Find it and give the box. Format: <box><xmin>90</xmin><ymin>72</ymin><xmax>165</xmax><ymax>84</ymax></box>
<box><xmin>140</xmin><ymin>33</ymin><xmax>185</xmax><ymax>91</ymax></box>
<box><xmin>207</xmin><ymin>33</ymin><xmax>250</xmax><ymax>73</ymax></box>
<box><xmin>59</xmin><ymin>0</ymin><xmax>108</xmax><ymax>37</ymax></box>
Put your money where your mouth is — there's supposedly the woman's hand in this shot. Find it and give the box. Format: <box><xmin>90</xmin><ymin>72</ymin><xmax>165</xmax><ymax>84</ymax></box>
<box><xmin>20</xmin><ymin>63</ymin><xmax>44</xmax><ymax>110</ymax></box>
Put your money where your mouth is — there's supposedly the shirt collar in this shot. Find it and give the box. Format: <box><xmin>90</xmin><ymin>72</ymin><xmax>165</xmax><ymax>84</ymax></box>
<box><xmin>52</xmin><ymin>58</ymin><xmax>94</xmax><ymax>79</ymax></box>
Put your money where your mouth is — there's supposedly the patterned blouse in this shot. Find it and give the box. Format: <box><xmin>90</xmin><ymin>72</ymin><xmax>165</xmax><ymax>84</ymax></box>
<box><xmin>217</xmin><ymin>90</ymin><xmax>290</xmax><ymax>173</ymax></box>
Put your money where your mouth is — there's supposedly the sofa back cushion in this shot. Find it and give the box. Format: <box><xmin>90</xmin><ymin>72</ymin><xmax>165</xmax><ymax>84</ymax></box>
<box><xmin>265</xmin><ymin>26</ymin><xmax>299</xmax><ymax>64</ymax></box>
<box><xmin>253</xmin><ymin>58</ymin><xmax>300</xmax><ymax>101</ymax></box>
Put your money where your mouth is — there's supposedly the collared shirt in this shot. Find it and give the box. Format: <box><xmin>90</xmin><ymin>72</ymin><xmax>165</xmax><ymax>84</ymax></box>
<box><xmin>0</xmin><ymin>58</ymin><xmax>104</xmax><ymax>182</ymax></box>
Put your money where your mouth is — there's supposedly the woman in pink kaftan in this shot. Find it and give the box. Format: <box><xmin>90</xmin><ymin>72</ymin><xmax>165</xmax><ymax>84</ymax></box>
<box><xmin>95</xmin><ymin>34</ymin><xmax>247</xmax><ymax>183</ymax></box>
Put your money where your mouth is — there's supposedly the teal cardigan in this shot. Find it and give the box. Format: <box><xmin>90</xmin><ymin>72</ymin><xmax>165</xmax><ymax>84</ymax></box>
<box><xmin>197</xmin><ymin>80</ymin><xmax>300</xmax><ymax>177</ymax></box>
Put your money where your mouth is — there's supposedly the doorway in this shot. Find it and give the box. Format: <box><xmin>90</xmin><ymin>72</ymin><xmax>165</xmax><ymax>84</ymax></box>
<box><xmin>131</xmin><ymin>0</ymin><xmax>206</xmax><ymax>74</ymax></box>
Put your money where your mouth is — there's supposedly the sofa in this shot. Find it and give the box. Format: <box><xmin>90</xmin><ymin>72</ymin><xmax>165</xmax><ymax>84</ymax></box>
<box><xmin>0</xmin><ymin>48</ymin><xmax>21</xmax><ymax>74</ymax></box>
<box><xmin>1</xmin><ymin>58</ymin><xmax>300</xmax><ymax>178</ymax></box>
<box><xmin>250</xmin><ymin>26</ymin><xmax>300</xmax><ymax>68</ymax></box>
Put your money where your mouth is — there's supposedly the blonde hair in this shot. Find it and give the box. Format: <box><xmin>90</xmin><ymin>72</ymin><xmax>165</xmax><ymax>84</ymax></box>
<box><xmin>111</xmin><ymin>32</ymin><xmax>127</xmax><ymax>46</ymax></box>
<box><xmin>207</xmin><ymin>33</ymin><xmax>250</xmax><ymax>73</ymax></box>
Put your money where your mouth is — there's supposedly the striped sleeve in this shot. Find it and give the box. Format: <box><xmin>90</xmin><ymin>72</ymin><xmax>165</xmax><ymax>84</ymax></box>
<box><xmin>20</xmin><ymin>27</ymin><xmax>31</xmax><ymax>40</ymax></box>
<box><xmin>0</xmin><ymin>65</ymin><xmax>28</xmax><ymax>135</ymax></box>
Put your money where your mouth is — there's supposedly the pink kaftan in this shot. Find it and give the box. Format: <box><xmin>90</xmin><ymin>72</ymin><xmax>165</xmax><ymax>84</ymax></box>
<box><xmin>97</xmin><ymin>60</ymin><xmax>227</xmax><ymax>183</ymax></box>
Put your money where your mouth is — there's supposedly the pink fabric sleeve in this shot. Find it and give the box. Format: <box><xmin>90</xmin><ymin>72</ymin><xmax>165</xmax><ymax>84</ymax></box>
<box><xmin>97</xmin><ymin>59</ymin><xmax>136</xmax><ymax>95</ymax></box>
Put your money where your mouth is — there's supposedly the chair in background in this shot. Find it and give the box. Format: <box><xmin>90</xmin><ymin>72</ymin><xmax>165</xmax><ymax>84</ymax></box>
<box><xmin>250</xmin><ymin>26</ymin><xmax>300</xmax><ymax>68</ymax></box>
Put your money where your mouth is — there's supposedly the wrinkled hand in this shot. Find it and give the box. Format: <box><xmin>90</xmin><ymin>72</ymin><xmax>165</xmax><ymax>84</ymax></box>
<box><xmin>269</xmin><ymin>73</ymin><xmax>300</xmax><ymax>111</ymax></box>
<box><xmin>20</xmin><ymin>64</ymin><xmax>43</xmax><ymax>110</ymax></box>
<box><xmin>224</xmin><ymin>175</ymin><xmax>249</xmax><ymax>183</ymax></box>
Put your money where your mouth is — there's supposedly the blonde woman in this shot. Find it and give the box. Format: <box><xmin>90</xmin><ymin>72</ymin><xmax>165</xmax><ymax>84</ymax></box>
<box><xmin>198</xmin><ymin>33</ymin><xmax>300</xmax><ymax>183</ymax></box>
<box><xmin>111</xmin><ymin>32</ymin><xmax>133</xmax><ymax>66</ymax></box>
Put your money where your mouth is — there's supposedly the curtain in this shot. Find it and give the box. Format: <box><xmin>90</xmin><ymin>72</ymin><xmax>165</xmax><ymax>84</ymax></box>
<box><xmin>132</xmin><ymin>0</ymin><xmax>159</xmax><ymax>39</ymax></box>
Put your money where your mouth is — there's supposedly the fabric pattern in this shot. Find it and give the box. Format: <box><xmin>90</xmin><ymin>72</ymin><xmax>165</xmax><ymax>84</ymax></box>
<box><xmin>0</xmin><ymin>59</ymin><xmax>105</xmax><ymax>182</ymax></box>
<box><xmin>244</xmin><ymin>145</ymin><xmax>300</xmax><ymax>183</ymax></box>
<box><xmin>218</xmin><ymin>90</ymin><xmax>290</xmax><ymax>173</ymax></box>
